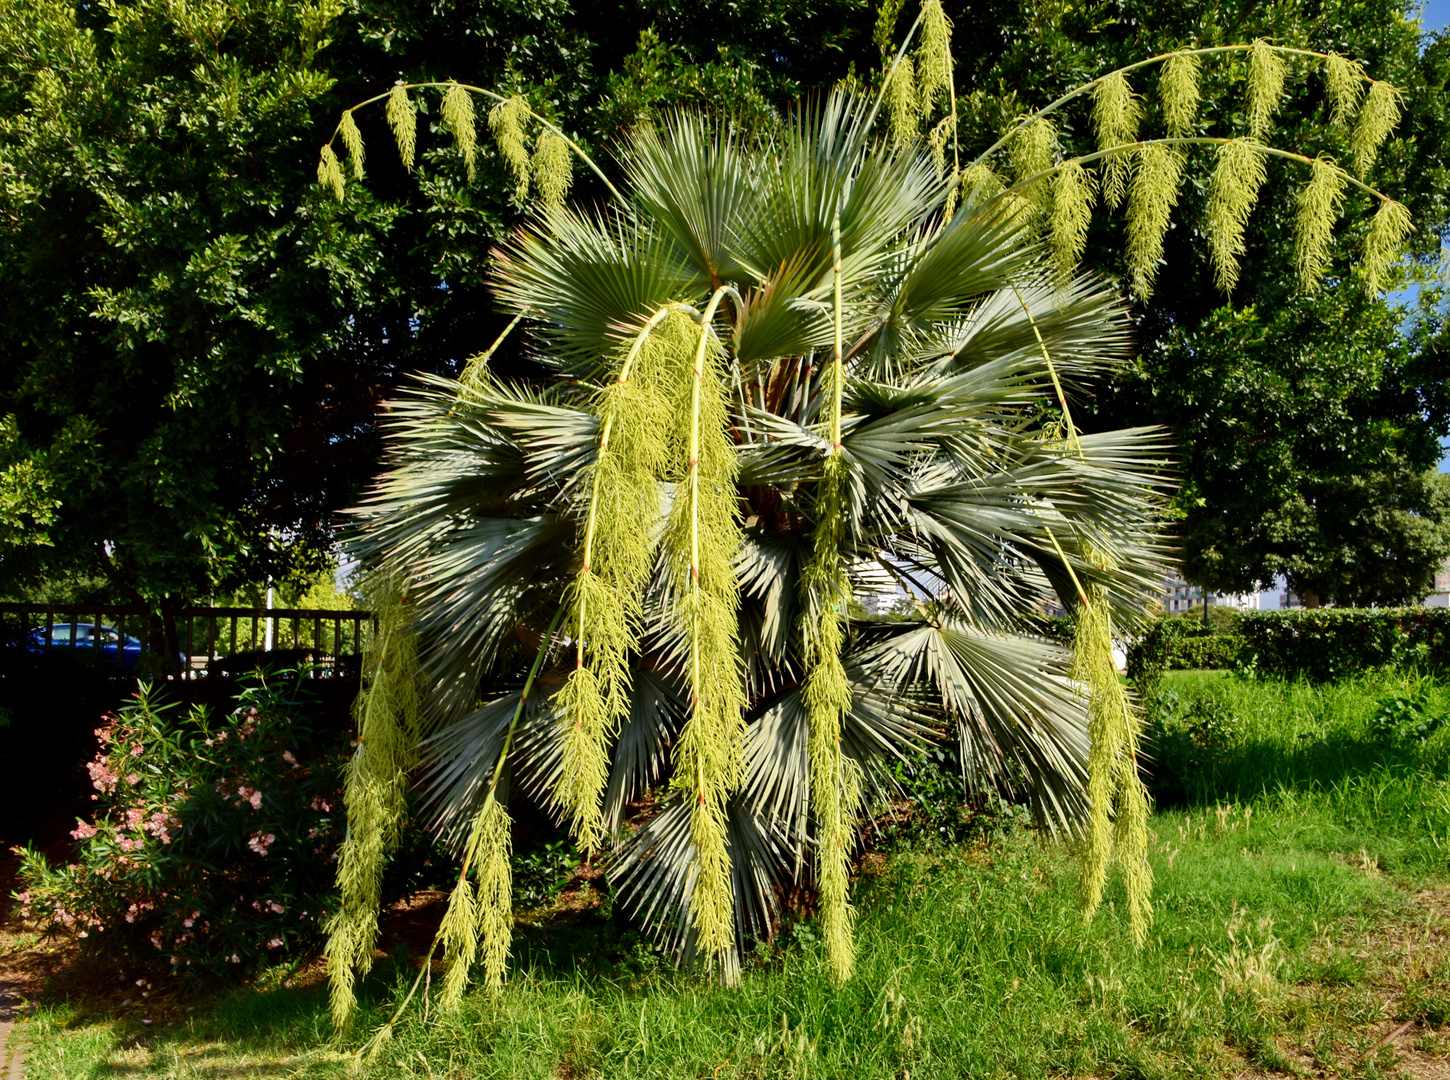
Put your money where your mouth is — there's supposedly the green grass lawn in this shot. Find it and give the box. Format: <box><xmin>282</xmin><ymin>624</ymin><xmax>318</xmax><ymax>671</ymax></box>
<box><xmin>17</xmin><ymin>670</ymin><xmax>1450</xmax><ymax>1078</ymax></box>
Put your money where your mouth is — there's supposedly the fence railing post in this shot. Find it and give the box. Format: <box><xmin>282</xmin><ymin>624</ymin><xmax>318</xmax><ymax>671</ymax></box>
<box><xmin>0</xmin><ymin>603</ymin><xmax>372</xmax><ymax>679</ymax></box>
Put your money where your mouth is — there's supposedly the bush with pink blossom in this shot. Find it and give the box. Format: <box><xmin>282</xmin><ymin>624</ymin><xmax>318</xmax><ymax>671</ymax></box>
<box><xmin>11</xmin><ymin>672</ymin><xmax>437</xmax><ymax>983</ymax></box>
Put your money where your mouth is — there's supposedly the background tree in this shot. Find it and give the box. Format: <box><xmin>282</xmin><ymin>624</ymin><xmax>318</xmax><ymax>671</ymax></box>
<box><xmin>1126</xmin><ymin>284</ymin><xmax>1450</xmax><ymax>604</ymax></box>
<box><xmin>917</xmin><ymin>0</ymin><xmax>1450</xmax><ymax>593</ymax></box>
<box><xmin>0</xmin><ymin>0</ymin><xmax>870</xmax><ymax>615</ymax></box>
<box><xmin>4</xmin><ymin>0</ymin><xmax>1444</xmax><ymax>615</ymax></box>
<box><xmin>0</xmin><ymin>0</ymin><xmax>400</xmax><ymax>621</ymax></box>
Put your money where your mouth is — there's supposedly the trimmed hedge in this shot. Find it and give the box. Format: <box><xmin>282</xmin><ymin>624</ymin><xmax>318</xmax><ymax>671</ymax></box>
<box><xmin>1236</xmin><ymin>608</ymin><xmax>1450</xmax><ymax>681</ymax></box>
<box><xmin>1125</xmin><ymin>619</ymin><xmax>1240</xmax><ymax>686</ymax></box>
<box><xmin>1176</xmin><ymin>634</ymin><xmax>1242</xmax><ymax>670</ymax></box>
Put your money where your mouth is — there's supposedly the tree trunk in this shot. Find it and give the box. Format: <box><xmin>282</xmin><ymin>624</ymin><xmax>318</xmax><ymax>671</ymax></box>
<box><xmin>96</xmin><ymin>543</ymin><xmax>185</xmax><ymax>675</ymax></box>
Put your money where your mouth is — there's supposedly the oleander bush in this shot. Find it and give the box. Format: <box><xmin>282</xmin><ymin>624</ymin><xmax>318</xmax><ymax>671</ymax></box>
<box><xmin>11</xmin><ymin>672</ymin><xmax>438</xmax><ymax>985</ymax></box>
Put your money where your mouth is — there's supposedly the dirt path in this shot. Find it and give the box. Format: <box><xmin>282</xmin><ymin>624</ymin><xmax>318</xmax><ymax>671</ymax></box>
<box><xmin>0</xmin><ymin>978</ymin><xmax>23</xmax><ymax>1080</ymax></box>
<box><xmin>0</xmin><ymin>852</ymin><xmax>34</xmax><ymax>1080</ymax></box>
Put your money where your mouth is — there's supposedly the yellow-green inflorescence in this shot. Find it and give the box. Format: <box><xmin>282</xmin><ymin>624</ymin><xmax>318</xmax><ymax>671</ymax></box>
<box><xmin>1125</xmin><ymin>142</ymin><xmax>1185</xmax><ymax>300</ymax></box>
<box><xmin>1011</xmin><ymin>118</ymin><xmax>1057</xmax><ymax>226</ymax></box>
<box><xmin>1245</xmin><ymin>39</ymin><xmax>1287</xmax><ymax>141</ymax></box>
<box><xmin>665</xmin><ymin>294</ymin><xmax>748</xmax><ymax>972</ymax></box>
<box><xmin>1049</xmin><ymin>160</ymin><xmax>1095</xmax><ymax>283</ymax></box>
<box><xmin>551</xmin><ymin>306</ymin><xmax>685</xmax><ymax>853</ymax></box>
<box><xmin>386</xmin><ymin>84</ymin><xmax>416</xmax><ymax>171</ymax></box>
<box><xmin>801</xmin><ymin>452</ymin><xmax>863</xmax><ymax>981</ymax></box>
<box><xmin>798</xmin><ymin>217</ymin><xmax>862</xmax><ymax>982</ymax></box>
<box><xmin>437</xmin><ymin>792</ymin><xmax>514</xmax><ymax>1006</ymax></box>
<box><xmin>488</xmin><ymin>95</ymin><xmax>532</xmax><ymax>200</ymax></box>
<box><xmin>1073</xmin><ymin>587</ymin><xmax>1153</xmax><ymax>947</ymax></box>
<box><xmin>325</xmin><ymin>574</ymin><xmax>422</xmax><ymax>1031</ymax></box>
<box><xmin>1294</xmin><ymin>158</ymin><xmax>1349</xmax><ymax>290</ymax></box>
<box><xmin>1158</xmin><ymin>51</ymin><xmax>1201</xmax><ymax>140</ymax></box>
<box><xmin>1091</xmin><ymin>71</ymin><xmax>1140</xmax><ymax>211</ymax></box>
<box><xmin>432</xmin><ymin>603</ymin><xmax>566</xmax><ymax>1008</ymax></box>
<box><xmin>338</xmin><ymin>110</ymin><xmax>365</xmax><ymax>179</ymax></box>
<box><xmin>441</xmin><ymin>81</ymin><xmax>479</xmax><ymax>181</ymax></box>
<box><xmin>1205</xmin><ymin>139</ymin><xmax>1268</xmax><ymax>294</ymax></box>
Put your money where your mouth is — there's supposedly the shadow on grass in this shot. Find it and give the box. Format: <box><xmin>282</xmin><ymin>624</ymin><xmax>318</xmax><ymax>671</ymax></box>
<box><xmin>1144</xmin><ymin>671</ymin><xmax>1449</xmax><ymax>799</ymax></box>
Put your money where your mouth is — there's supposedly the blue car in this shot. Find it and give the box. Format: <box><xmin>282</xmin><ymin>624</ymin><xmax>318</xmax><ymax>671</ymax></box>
<box><xmin>28</xmin><ymin>622</ymin><xmax>148</xmax><ymax>673</ymax></box>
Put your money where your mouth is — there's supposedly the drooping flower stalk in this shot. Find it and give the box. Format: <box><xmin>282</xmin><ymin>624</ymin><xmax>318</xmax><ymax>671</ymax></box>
<box><xmin>325</xmin><ymin>574</ymin><xmax>421</xmax><ymax>1031</ymax></box>
<box><xmin>437</xmin><ymin>604</ymin><xmax>566</xmax><ymax>1006</ymax></box>
<box><xmin>1015</xmin><ymin>284</ymin><xmax>1153</xmax><ymax>947</ymax></box>
<box><xmin>341</xmin><ymin>606</ymin><xmax>564</xmax><ymax>1059</ymax></box>
<box><xmin>665</xmin><ymin>289</ymin><xmax>747</xmax><ymax>970</ymax></box>
<box><xmin>801</xmin><ymin>216</ymin><xmax>861</xmax><ymax>980</ymax></box>
<box><xmin>552</xmin><ymin>306</ymin><xmax>684</xmax><ymax>852</ymax></box>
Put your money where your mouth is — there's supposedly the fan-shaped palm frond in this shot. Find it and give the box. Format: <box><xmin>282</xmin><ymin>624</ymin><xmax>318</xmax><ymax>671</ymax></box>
<box><xmin>342</xmin><ymin>89</ymin><xmax>1171</xmax><ymax>1001</ymax></box>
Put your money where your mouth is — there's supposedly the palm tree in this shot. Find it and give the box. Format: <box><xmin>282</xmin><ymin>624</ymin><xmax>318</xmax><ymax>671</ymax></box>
<box><xmin>309</xmin><ymin>0</ymin><xmax>1417</xmax><ymax>1032</ymax></box>
<box><xmin>324</xmin><ymin>91</ymin><xmax>1175</xmax><ymax>1027</ymax></box>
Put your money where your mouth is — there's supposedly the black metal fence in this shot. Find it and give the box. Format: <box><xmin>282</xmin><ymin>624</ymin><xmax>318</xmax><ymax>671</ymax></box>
<box><xmin>0</xmin><ymin>603</ymin><xmax>373</xmax><ymax>679</ymax></box>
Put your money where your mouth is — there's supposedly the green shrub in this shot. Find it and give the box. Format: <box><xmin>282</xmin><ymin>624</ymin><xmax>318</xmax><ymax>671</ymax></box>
<box><xmin>1141</xmin><ymin>689</ymin><xmax>1245</xmax><ymax>805</ymax></box>
<box><xmin>1369</xmin><ymin>678</ymin><xmax>1442</xmax><ymax>744</ymax></box>
<box><xmin>1176</xmin><ymin>635</ymin><xmax>1242</xmax><ymax>670</ymax></box>
<box><xmin>11</xmin><ymin>673</ymin><xmax>439</xmax><ymax>985</ymax></box>
<box><xmin>1237</xmin><ymin>608</ymin><xmax>1450</xmax><ymax>682</ymax></box>
<box><xmin>1127</xmin><ymin>619</ymin><xmax>1243</xmax><ymax>691</ymax></box>
<box><xmin>872</xmin><ymin>747</ymin><xmax>1029</xmax><ymax>851</ymax></box>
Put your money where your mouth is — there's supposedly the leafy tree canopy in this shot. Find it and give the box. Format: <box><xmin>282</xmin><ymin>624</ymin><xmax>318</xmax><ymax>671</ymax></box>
<box><xmin>1125</xmin><ymin>282</ymin><xmax>1450</xmax><ymax>603</ymax></box>
<box><xmin>2</xmin><ymin>0</ymin><xmax>1446</xmax><ymax>612</ymax></box>
<box><xmin>0</xmin><ymin>0</ymin><xmax>403</xmax><ymax>608</ymax></box>
<box><xmin>0</xmin><ymin>0</ymin><xmax>869</xmax><ymax>609</ymax></box>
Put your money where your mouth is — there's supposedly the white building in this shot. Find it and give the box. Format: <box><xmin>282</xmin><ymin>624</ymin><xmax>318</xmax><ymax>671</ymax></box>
<box><xmin>1422</xmin><ymin>557</ymin><xmax>1450</xmax><ymax>608</ymax></box>
<box><xmin>1160</xmin><ymin>567</ymin><xmax>1258</xmax><ymax>616</ymax></box>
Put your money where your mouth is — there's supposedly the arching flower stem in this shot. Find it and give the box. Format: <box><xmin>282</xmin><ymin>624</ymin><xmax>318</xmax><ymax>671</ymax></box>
<box><xmin>972</xmin><ymin>43</ymin><xmax>1381</xmax><ymax>173</ymax></box>
<box><xmin>866</xmin><ymin>5</ymin><xmax>928</xmax><ymax>131</ymax></box>
<box><xmin>1003</xmin><ymin>135</ymin><xmax>1393</xmax><ymax>205</ymax></box>
<box><xmin>575</xmin><ymin>304</ymin><xmax>688</xmax><ymax>666</ymax></box>
<box><xmin>350</xmin><ymin>603</ymin><xmax>564</xmax><ymax>1061</ymax></box>
<box><xmin>687</xmin><ymin>286</ymin><xmax>736</xmax><ymax>756</ymax></box>
<box><xmin>830</xmin><ymin>214</ymin><xmax>846</xmax><ymax>452</ymax></box>
<box><xmin>326</xmin><ymin>84</ymin><xmax>623</xmax><ymax>202</ymax></box>
<box><xmin>460</xmin><ymin>311</ymin><xmax>525</xmax><ymax>387</ymax></box>
<box><xmin>1011</xmin><ymin>284</ymin><xmax>1082</xmax><ymax>455</ymax></box>
<box><xmin>1013</xmin><ymin>286</ymin><xmax>1153</xmax><ymax>946</ymax></box>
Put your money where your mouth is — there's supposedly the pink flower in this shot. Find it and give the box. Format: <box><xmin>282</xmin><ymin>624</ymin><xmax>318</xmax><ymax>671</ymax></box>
<box><xmin>266</xmin><ymin>937</ymin><xmax>283</xmax><ymax>949</ymax></box>
<box><xmin>282</xmin><ymin>751</ymin><xmax>298</xmax><ymax>768</ymax></box>
<box><xmin>125</xmin><ymin>808</ymin><xmax>145</xmax><ymax>830</ymax></box>
<box><xmin>249</xmin><ymin>791</ymin><xmax>263</xmax><ymax>811</ymax></box>
<box><xmin>86</xmin><ymin>760</ymin><xmax>118</xmax><ymax>794</ymax></box>
<box><xmin>70</xmin><ymin>821</ymin><xmax>98</xmax><ymax>840</ymax></box>
<box><xmin>309</xmin><ymin>795</ymin><xmax>332</xmax><ymax>812</ymax></box>
<box><xmin>125</xmin><ymin>773</ymin><xmax>140</xmax><ymax>786</ymax></box>
<box><xmin>247</xmin><ymin>831</ymin><xmax>276</xmax><ymax>856</ymax></box>
<box><xmin>144</xmin><ymin>811</ymin><xmax>178</xmax><ymax>844</ymax></box>
<box><xmin>267</xmin><ymin>901</ymin><xmax>285</xmax><ymax>915</ymax></box>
